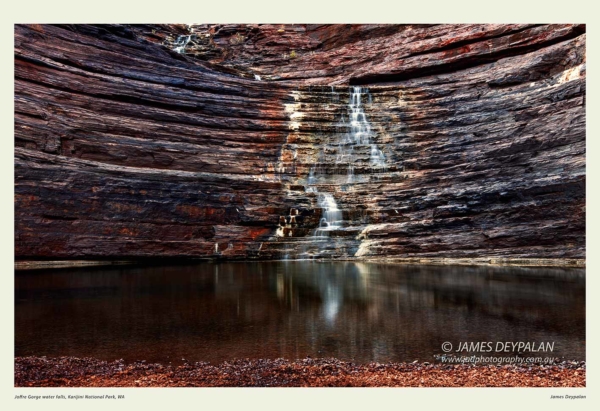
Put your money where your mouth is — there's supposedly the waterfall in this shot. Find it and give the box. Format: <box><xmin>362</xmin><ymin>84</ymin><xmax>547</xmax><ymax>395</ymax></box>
<box><xmin>320</xmin><ymin>86</ymin><xmax>388</xmax><ymax>184</ymax></box>
<box><xmin>173</xmin><ymin>35</ymin><xmax>191</xmax><ymax>54</ymax></box>
<box><xmin>370</xmin><ymin>144</ymin><xmax>386</xmax><ymax>170</ymax></box>
<box><xmin>277</xmin><ymin>86</ymin><xmax>390</xmax><ymax>259</ymax></box>
<box><xmin>304</xmin><ymin>87</ymin><xmax>387</xmax><ymax>238</ymax></box>
<box><xmin>315</xmin><ymin>193</ymin><xmax>342</xmax><ymax>236</ymax></box>
<box><xmin>347</xmin><ymin>86</ymin><xmax>386</xmax><ymax>177</ymax></box>
<box><xmin>348</xmin><ymin>86</ymin><xmax>371</xmax><ymax>146</ymax></box>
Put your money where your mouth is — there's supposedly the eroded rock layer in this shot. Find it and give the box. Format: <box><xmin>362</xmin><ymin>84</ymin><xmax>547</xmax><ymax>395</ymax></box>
<box><xmin>14</xmin><ymin>24</ymin><xmax>585</xmax><ymax>261</ymax></box>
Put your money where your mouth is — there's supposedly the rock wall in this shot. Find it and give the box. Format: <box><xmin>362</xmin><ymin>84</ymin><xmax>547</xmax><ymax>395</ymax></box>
<box><xmin>14</xmin><ymin>24</ymin><xmax>585</xmax><ymax>262</ymax></box>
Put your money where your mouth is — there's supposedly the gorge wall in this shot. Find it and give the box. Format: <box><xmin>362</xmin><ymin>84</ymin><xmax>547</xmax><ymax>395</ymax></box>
<box><xmin>14</xmin><ymin>24</ymin><xmax>586</xmax><ymax>263</ymax></box>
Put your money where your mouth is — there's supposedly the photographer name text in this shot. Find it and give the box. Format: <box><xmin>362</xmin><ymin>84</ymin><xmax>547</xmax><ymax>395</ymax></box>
<box><xmin>454</xmin><ymin>341</ymin><xmax>554</xmax><ymax>353</ymax></box>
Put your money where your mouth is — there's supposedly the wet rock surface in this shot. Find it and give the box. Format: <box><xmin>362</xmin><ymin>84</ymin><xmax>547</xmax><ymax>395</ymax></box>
<box><xmin>15</xmin><ymin>356</ymin><xmax>585</xmax><ymax>387</ymax></box>
<box><xmin>15</xmin><ymin>24</ymin><xmax>585</xmax><ymax>262</ymax></box>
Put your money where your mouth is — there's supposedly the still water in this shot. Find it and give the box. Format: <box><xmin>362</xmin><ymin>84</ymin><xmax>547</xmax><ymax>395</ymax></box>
<box><xmin>15</xmin><ymin>262</ymin><xmax>585</xmax><ymax>364</ymax></box>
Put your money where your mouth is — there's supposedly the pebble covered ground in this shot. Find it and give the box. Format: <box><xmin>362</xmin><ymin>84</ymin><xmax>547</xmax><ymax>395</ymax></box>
<box><xmin>15</xmin><ymin>357</ymin><xmax>585</xmax><ymax>387</ymax></box>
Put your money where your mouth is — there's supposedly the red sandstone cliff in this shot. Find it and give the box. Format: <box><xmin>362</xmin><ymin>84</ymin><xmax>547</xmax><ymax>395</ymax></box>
<box><xmin>14</xmin><ymin>24</ymin><xmax>585</xmax><ymax>262</ymax></box>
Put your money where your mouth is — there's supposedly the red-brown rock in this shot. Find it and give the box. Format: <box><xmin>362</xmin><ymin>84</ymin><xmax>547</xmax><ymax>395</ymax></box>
<box><xmin>14</xmin><ymin>24</ymin><xmax>585</xmax><ymax>262</ymax></box>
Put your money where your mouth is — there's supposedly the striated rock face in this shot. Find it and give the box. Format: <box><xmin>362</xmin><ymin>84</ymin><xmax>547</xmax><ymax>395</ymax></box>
<box><xmin>14</xmin><ymin>24</ymin><xmax>585</xmax><ymax>261</ymax></box>
<box><xmin>15</xmin><ymin>24</ymin><xmax>294</xmax><ymax>259</ymax></box>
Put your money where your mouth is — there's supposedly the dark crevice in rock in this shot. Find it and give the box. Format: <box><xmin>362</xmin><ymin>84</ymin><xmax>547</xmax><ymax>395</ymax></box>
<box><xmin>40</xmin><ymin>214</ymin><xmax>79</xmax><ymax>221</ymax></box>
<box><xmin>350</xmin><ymin>30</ymin><xmax>585</xmax><ymax>85</ymax></box>
<box><xmin>14</xmin><ymin>52</ymin><xmax>288</xmax><ymax>99</ymax></box>
<box><xmin>14</xmin><ymin>75</ymin><xmax>289</xmax><ymax>133</ymax></box>
<box><xmin>402</xmin><ymin>24</ymin><xmax>543</xmax><ymax>60</ymax></box>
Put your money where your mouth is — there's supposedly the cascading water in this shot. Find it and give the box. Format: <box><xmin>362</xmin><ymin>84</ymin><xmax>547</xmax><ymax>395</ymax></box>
<box><xmin>319</xmin><ymin>86</ymin><xmax>388</xmax><ymax>184</ymax></box>
<box><xmin>348</xmin><ymin>86</ymin><xmax>371</xmax><ymax>146</ymax></box>
<box><xmin>305</xmin><ymin>87</ymin><xmax>388</xmax><ymax>238</ymax></box>
<box><xmin>346</xmin><ymin>86</ymin><xmax>387</xmax><ymax>179</ymax></box>
<box><xmin>172</xmin><ymin>35</ymin><xmax>191</xmax><ymax>54</ymax></box>
<box><xmin>277</xmin><ymin>86</ymin><xmax>390</xmax><ymax>259</ymax></box>
<box><xmin>370</xmin><ymin>144</ymin><xmax>386</xmax><ymax>170</ymax></box>
<box><xmin>315</xmin><ymin>193</ymin><xmax>342</xmax><ymax>236</ymax></box>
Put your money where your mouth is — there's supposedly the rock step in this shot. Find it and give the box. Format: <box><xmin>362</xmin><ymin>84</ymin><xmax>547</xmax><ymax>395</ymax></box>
<box><xmin>274</xmin><ymin>228</ymin><xmax>363</xmax><ymax>239</ymax></box>
<box><xmin>260</xmin><ymin>236</ymin><xmax>361</xmax><ymax>259</ymax></box>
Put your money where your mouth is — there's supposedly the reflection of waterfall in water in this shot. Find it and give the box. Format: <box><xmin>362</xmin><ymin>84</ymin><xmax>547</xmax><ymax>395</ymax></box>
<box><xmin>322</xmin><ymin>281</ymin><xmax>341</xmax><ymax>324</ymax></box>
<box><xmin>16</xmin><ymin>261</ymin><xmax>586</xmax><ymax>364</ymax></box>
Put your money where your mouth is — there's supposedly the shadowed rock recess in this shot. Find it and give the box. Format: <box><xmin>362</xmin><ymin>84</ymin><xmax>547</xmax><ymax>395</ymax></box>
<box><xmin>15</xmin><ymin>24</ymin><xmax>585</xmax><ymax>263</ymax></box>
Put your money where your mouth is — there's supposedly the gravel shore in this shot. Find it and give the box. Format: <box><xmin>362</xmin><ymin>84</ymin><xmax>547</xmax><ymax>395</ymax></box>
<box><xmin>15</xmin><ymin>357</ymin><xmax>585</xmax><ymax>387</ymax></box>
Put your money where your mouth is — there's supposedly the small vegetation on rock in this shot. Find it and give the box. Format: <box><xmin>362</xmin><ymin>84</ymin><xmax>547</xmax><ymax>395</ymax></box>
<box><xmin>230</xmin><ymin>33</ymin><xmax>245</xmax><ymax>45</ymax></box>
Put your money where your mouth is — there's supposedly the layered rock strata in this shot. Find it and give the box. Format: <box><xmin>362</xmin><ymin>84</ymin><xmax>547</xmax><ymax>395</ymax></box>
<box><xmin>14</xmin><ymin>24</ymin><xmax>585</xmax><ymax>262</ymax></box>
